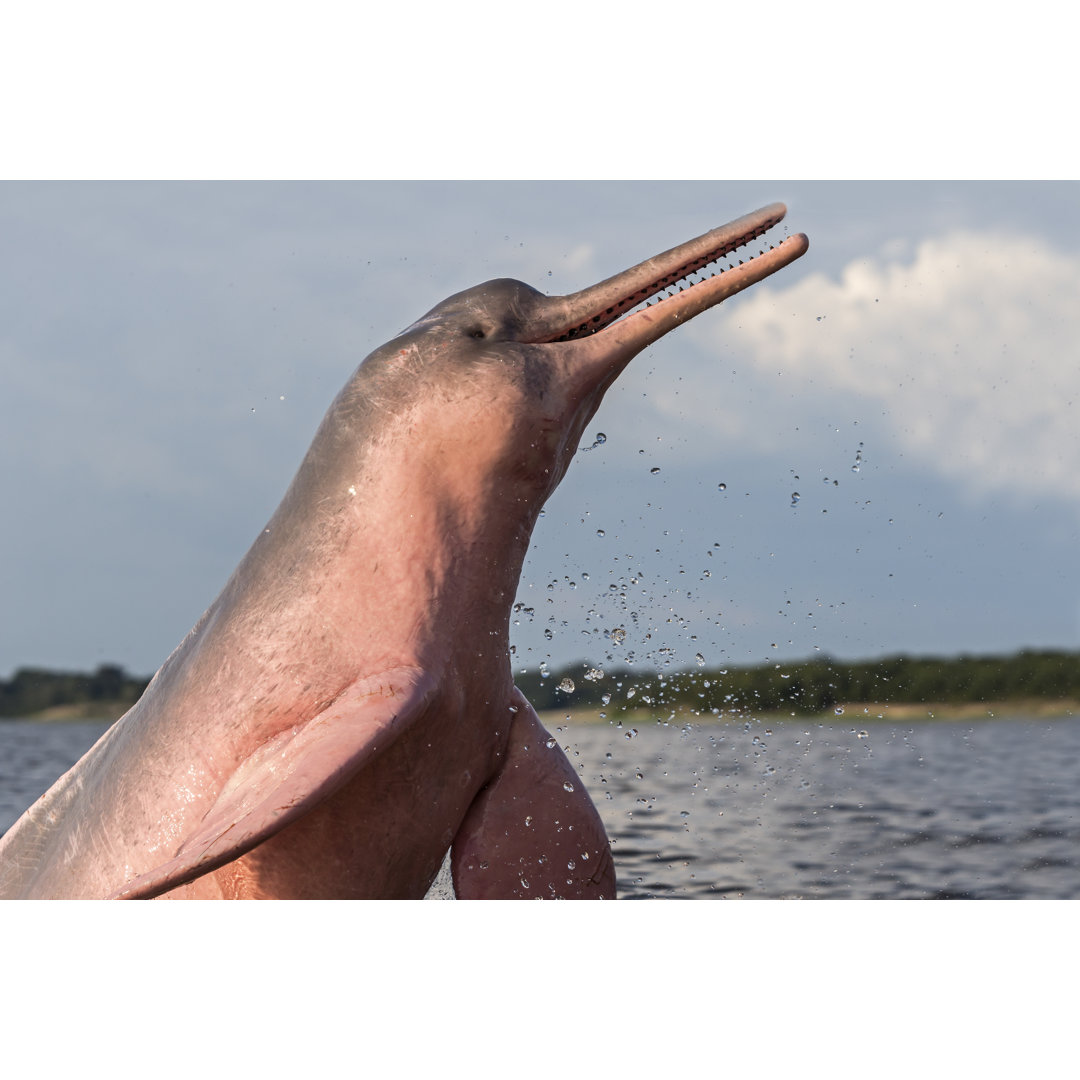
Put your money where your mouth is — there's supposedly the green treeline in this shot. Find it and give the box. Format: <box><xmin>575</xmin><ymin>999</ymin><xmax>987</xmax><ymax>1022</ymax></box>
<box><xmin>517</xmin><ymin>649</ymin><xmax>1080</xmax><ymax>717</ymax></box>
<box><xmin>2</xmin><ymin>649</ymin><xmax>1079</xmax><ymax>720</ymax></box>
<box><xmin>0</xmin><ymin>664</ymin><xmax>149</xmax><ymax>718</ymax></box>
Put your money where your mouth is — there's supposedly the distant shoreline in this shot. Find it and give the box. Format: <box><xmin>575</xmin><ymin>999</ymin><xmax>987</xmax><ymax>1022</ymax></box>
<box><xmin>7</xmin><ymin>651</ymin><xmax>1080</xmax><ymax>724</ymax></box>
<box><xmin>9</xmin><ymin>700</ymin><xmax>136</xmax><ymax>723</ymax></box>
<box><xmin>538</xmin><ymin>698</ymin><xmax>1080</xmax><ymax>727</ymax></box>
<box><xmin>7</xmin><ymin>696</ymin><xmax>1079</xmax><ymax>726</ymax></box>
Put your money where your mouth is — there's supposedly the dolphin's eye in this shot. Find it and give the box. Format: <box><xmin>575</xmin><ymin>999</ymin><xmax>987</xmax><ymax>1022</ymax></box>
<box><xmin>468</xmin><ymin>326</ymin><xmax>487</xmax><ymax>339</ymax></box>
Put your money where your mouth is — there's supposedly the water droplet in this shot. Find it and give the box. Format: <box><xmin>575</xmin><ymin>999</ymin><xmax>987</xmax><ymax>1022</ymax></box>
<box><xmin>790</xmin><ymin>491</ymin><xmax>801</xmax><ymax>506</ymax></box>
<box><xmin>857</xmin><ymin>730</ymin><xmax>869</xmax><ymax>739</ymax></box>
<box><xmin>610</xmin><ymin>627</ymin><xmax>626</xmax><ymax>645</ymax></box>
<box><xmin>557</xmin><ymin>677</ymin><xmax>575</xmax><ymax>693</ymax></box>
<box><xmin>563</xmin><ymin>780</ymin><xmax>575</xmax><ymax>793</ymax></box>
<box><xmin>596</xmin><ymin>528</ymin><xmax>606</xmax><ymax>537</ymax></box>
<box><xmin>834</xmin><ymin>706</ymin><xmax>845</xmax><ymax>716</ymax></box>
<box><xmin>695</xmin><ymin>652</ymin><xmax>706</xmax><ymax>666</ymax></box>
<box><xmin>520</xmin><ymin>877</ymin><xmax>530</xmax><ymax>889</ymax></box>
<box><xmin>717</xmin><ymin>482</ymin><xmax>727</xmax><ymax>492</ymax></box>
<box><xmin>546</xmin><ymin>737</ymin><xmax>557</xmax><ymax>749</ymax></box>
<box><xmin>525</xmin><ymin>815</ymin><xmax>533</xmax><ymax>826</ymax></box>
<box><xmin>601</xmin><ymin>692</ymin><xmax>611</xmax><ymax>706</ymax></box>
<box><xmin>650</xmin><ymin>467</ymin><xmax>661</xmax><ymax>475</ymax></box>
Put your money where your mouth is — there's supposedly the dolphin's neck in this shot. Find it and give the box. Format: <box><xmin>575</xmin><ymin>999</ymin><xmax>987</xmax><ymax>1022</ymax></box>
<box><xmin>205</xmin><ymin>417</ymin><xmax>536</xmax><ymax>684</ymax></box>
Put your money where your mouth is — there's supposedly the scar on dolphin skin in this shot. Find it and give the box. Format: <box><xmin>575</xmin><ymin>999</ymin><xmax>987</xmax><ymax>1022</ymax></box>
<box><xmin>0</xmin><ymin>203</ymin><xmax>808</xmax><ymax>900</ymax></box>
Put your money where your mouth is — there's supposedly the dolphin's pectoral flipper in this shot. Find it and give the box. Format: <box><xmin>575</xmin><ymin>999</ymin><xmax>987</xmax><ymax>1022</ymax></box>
<box><xmin>110</xmin><ymin>668</ymin><xmax>436</xmax><ymax>899</ymax></box>
<box><xmin>450</xmin><ymin>690</ymin><xmax>616</xmax><ymax>900</ymax></box>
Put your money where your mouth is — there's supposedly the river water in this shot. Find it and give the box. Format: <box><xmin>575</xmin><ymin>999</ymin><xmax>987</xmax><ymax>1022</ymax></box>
<box><xmin>3</xmin><ymin>713</ymin><xmax>1078</xmax><ymax>899</ymax></box>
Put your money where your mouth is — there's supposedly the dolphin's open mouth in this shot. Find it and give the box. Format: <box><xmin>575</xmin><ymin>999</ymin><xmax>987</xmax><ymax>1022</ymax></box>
<box><xmin>536</xmin><ymin>203</ymin><xmax>807</xmax><ymax>347</ymax></box>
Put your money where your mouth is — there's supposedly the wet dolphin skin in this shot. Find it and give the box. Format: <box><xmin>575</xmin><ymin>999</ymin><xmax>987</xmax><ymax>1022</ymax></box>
<box><xmin>0</xmin><ymin>204</ymin><xmax>808</xmax><ymax>899</ymax></box>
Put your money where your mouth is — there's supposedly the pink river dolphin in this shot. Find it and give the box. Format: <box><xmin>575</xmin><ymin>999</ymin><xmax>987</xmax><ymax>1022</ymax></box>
<box><xmin>0</xmin><ymin>204</ymin><xmax>808</xmax><ymax>899</ymax></box>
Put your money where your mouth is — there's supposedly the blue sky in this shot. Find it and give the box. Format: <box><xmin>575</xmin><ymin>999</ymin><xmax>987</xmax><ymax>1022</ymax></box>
<box><xmin>2</xmin><ymin>181</ymin><xmax>1077</xmax><ymax>679</ymax></box>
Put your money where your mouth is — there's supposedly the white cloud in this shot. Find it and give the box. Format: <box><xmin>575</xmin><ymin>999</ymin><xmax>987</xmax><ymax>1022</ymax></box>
<box><xmin>687</xmin><ymin>230</ymin><xmax>1080</xmax><ymax>504</ymax></box>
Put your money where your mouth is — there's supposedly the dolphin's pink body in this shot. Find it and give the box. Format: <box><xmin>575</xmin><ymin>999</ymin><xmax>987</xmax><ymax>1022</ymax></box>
<box><xmin>0</xmin><ymin>204</ymin><xmax>808</xmax><ymax>899</ymax></box>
